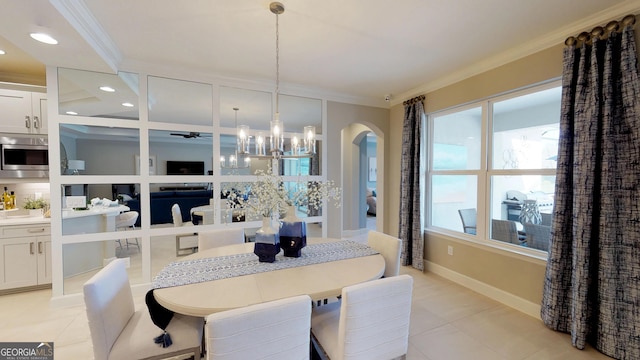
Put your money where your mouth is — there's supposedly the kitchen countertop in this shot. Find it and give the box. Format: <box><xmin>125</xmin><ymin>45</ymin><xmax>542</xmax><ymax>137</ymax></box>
<box><xmin>0</xmin><ymin>205</ymin><xmax>129</xmax><ymax>226</ymax></box>
<box><xmin>62</xmin><ymin>205</ymin><xmax>129</xmax><ymax>219</ymax></box>
<box><xmin>0</xmin><ymin>214</ymin><xmax>51</xmax><ymax>226</ymax></box>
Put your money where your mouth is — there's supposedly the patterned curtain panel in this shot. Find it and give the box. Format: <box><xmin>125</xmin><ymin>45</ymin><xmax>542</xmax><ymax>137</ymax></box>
<box><xmin>399</xmin><ymin>96</ymin><xmax>425</xmax><ymax>270</ymax></box>
<box><xmin>540</xmin><ymin>21</ymin><xmax>640</xmax><ymax>359</ymax></box>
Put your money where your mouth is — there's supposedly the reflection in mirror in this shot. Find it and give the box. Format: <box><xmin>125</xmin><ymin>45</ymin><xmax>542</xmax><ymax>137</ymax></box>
<box><xmin>63</xmin><ymin>240</ymin><xmax>143</xmax><ymax>294</ymax></box>
<box><xmin>60</xmin><ymin>124</ymin><xmax>140</xmax><ymax>175</ymax></box>
<box><xmin>148</xmin><ymin>76</ymin><xmax>213</xmax><ymax>126</ymax></box>
<box><xmin>219</xmin><ymin>86</ymin><xmax>272</xmax><ymax>130</ymax></box>
<box><xmin>219</xmin><ymin>87</ymin><xmax>323</xmax><ymax>174</ymax></box>
<box><xmin>306</xmin><ymin>222</ymin><xmax>323</xmax><ymax>237</ymax></box>
<box><xmin>58</xmin><ymin>68</ymin><xmax>139</xmax><ymax>119</ymax></box>
<box><xmin>220</xmin><ymin>182</ymin><xmax>263</xmax><ymax>223</ymax></box>
<box><xmin>151</xmin><ymin>234</ymin><xmax>196</xmax><ymax>276</ymax></box>
<box><xmin>220</xmin><ymin>134</ymin><xmax>269</xmax><ymax>176</ymax></box>
<box><xmin>148</xmin><ymin>183</ymin><xmax>214</xmax><ymax>227</ymax></box>
<box><xmin>62</xmin><ymin>183</ymin><xmax>140</xmax><ymax>235</ymax></box>
<box><xmin>281</xmin><ymin>181</ymin><xmax>319</xmax><ymax>219</ymax></box>
<box><xmin>219</xmin><ymin>90</ymin><xmax>322</xmax><ymax>135</ymax></box>
<box><xmin>279</xmin><ymin>94</ymin><xmax>322</xmax><ymax>135</ymax></box>
<box><xmin>149</xmin><ymin>130</ymin><xmax>213</xmax><ymax>175</ymax></box>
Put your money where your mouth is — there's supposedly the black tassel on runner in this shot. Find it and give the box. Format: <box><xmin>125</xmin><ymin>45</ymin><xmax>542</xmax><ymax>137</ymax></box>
<box><xmin>146</xmin><ymin>290</ymin><xmax>175</xmax><ymax>348</ymax></box>
<box><xmin>153</xmin><ymin>331</ymin><xmax>173</xmax><ymax>348</ymax></box>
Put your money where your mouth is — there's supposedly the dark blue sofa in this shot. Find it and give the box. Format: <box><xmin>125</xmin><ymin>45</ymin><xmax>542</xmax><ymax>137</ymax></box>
<box><xmin>127</xmin><ymin>190</ymin><xmax>212</xmax><ymax>226</ymax></box>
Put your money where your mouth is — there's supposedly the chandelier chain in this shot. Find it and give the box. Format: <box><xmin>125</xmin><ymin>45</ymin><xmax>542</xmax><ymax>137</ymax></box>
<box><xmin>275</xmin><ymin>11</ymin><xmax>280</xmax><ymax>115</ymax></box>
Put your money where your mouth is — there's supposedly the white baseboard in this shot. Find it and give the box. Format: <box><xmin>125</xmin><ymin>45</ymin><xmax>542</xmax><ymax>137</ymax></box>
<box><xmin>424</xmin><ymin>260</ymin><xmax>542</xmax><ymax>319</ymax></box>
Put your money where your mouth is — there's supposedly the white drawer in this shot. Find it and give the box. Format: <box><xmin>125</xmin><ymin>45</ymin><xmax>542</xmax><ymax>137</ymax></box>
<box><xmin>2</xmin><ymin>225</ymin><xmax>51</xmax><ymax>238</ymax></box>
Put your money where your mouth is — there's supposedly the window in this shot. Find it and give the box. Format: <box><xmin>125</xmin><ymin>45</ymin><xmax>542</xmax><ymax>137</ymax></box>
<box><xmin>427</xmin><ymin>81</ymin><xmax>561</xmax><ymax>252</ymax></box>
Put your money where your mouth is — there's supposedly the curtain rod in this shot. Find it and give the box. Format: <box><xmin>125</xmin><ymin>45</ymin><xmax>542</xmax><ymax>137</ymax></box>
<box><xmin>403</xmin><ymin>94</ymin><xmax>425</xmax><ymax>106</ymax></box>
<box><xmin>565</xmin><ymin>14</ymin><xmax>636</xmax><ymax>46</ymax></box>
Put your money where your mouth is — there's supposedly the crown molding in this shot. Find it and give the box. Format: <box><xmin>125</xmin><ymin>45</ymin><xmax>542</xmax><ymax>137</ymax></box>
<box><xmin>50</xmin><ymin>0</ymin><xmax>122</xmax><ymax>72</ymax></box>
<box><xmin>393</xmin><ymin>0</ymin><xmax>640</xmax><ymax>106</ymax></box>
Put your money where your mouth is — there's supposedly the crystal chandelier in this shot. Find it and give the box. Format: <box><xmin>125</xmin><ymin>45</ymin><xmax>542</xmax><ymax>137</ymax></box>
<box><xmin>236</xmin><ymin>2</ymin><xmax>316</xmax><ymax>160</ymax></box>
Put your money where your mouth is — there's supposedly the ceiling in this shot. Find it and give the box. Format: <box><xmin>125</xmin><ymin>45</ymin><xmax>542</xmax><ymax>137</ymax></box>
<box><xmin>0</xmin><ymin>0</ymin><xmax>639</xmax><ymax>106</ymax></box>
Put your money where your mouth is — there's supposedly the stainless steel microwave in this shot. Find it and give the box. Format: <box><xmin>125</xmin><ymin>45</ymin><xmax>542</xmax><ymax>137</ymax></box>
<box><xmin>0</xmin><ymin>134</ymin><xmax>49</xmax><ymax>178</ymax></box>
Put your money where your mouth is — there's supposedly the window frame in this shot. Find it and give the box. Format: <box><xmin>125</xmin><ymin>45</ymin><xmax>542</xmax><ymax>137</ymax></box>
<box><xmin>425</xmin><ymin>79</ymin><xmax>561</xmax><ymax>256</ymax></box>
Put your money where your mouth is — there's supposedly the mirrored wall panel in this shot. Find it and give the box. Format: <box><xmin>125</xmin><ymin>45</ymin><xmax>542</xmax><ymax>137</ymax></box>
<box><xmin>148</xmin><ymin>76</ymin><xmax>213</xmax><ymax>126</ymax></box>
<box><xmin>220</xmin><ymin>133</ymin><xmax>268</xmax><ymax>176</ymax></box>
<box><xmin>149</xmin><ymin>183</ymin><xmax>214</xmax><ymax>227</ymax></box>
<box><xmin>219</xmin><ymin>87</ymin><xmax>322</xmax><ymax>175</ymax></box>
<box><xmin>220</xmin><ymin>181</ymin><xmax>263</xmax><ymax>223</ymax></box>
<box><xmin>63</xmin><ymin>240</ymin><xmax>143</xmax><ymax>294</ymax></box>
<box><xmin>151</xmin><ymin>234</ymin><xmax>190</xmax><ymax>275</ymax></box>
<box><xmin>60</xmin><ymin>124</ymin><xmax>140</xmax><ymax>176</ymax></box>
<box><xmin>149</xmin><ymin>130</ymin><xmax>213</xmax><ymax>175</ymax></box>
<box><xmin>279</xmin><ymin>94</ymin><xmax>323</xmax><ymax>135</ymax></box>
<box><xmin>62</xmin><ymin>183</ymin><xmax>141</xmax><ymax>235</ymax></box>
<box><xmin>58</xmin><ymin>68</ymin><xmax>139</xmax><ymax>119</ymax></box>
<box><xmin>219</xmin><ymin>86</ymin><xmax>272</xmax><ymax>130</ymax></box>
<box><xmin>306</xmin><ymin>222</ymin><xmax>323</xmax><ymax>237</ymax></box>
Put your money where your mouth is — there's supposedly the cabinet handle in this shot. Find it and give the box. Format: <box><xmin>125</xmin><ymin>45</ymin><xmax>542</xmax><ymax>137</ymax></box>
<box><xmin>25</xmin><ymin>116</ymin><xmax>31</xmax><ymax>128</ymax></box>
<box><xmin>28</xmin><ymin>228</ymin><xmax>46</xmax><ymax>233</ymax></box>
<box><xmin>30</xmin><ymin>242</ymin><xmax>35</xmax><ymax>255</ymax></box>
<box><xmin>38</xmin><ymin>241</ymin><xmax>43</xmax><ymax>254</ymax></box>
<box><xmin>33</xmin><ymin>116</ymin><xmax>40</xmax><ymax>129</ymax></box>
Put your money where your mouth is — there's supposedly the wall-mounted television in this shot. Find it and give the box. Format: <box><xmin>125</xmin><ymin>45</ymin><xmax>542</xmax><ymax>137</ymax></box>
<box><xmin>166</xmin><ymin>161</ymin><xmax>205</xmax><ymax>175</ymax></box>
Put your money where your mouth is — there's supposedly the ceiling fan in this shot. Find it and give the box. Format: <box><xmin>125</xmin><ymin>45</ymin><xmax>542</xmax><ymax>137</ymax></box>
<box><xmin>169</xmin><ymin>132</ymin><xmax>212</xmax><ymax>139</ymax></box>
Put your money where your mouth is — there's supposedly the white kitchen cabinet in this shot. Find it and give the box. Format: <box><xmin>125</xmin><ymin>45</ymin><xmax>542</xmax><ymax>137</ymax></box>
<box><xmin>0</xmin><ymin>89</ymin><xmax>48</xmax><ymax>135</ymax></box>
<box><xmin>0</xmin><ymin>223</ymin><xmax>51</xmax><ymax>291</ymax></box>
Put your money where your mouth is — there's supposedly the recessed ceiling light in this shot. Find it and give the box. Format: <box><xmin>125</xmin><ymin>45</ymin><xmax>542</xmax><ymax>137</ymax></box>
<box><xmin>0</xmin><ymin>50</ymin><xmax>5</xmax><ymax>55</ymax></box>
<box><xmin>99</xmin><ymin>86</ymin><xmax>115</xmax><ymax>92</ymax></box>
<box><xmin>30</xmin><ymin>33</ymin><xmax>58</xmax><ymax>45</ymax></box>
<box><xmin>122</xmin><ymin>102</ymin><xmax>134</xmax><ymax>107</ymax></box>
<box><xmin>66</xmin><ymin>111</ymin><xmax>78</xmax><ymax>115</ymax></box>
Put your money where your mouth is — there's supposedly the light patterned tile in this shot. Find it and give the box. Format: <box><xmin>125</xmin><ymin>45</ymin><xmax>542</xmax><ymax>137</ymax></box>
<box><xmin>410</xmin><ymin>324</ymin><xmax>507</xmax><ymax>360</ymax></box>
<box><xmin>450</xmin><ymin>306</ymin><xmax>548</xmax><ymax>359</ymax></box>
<box><xmin>0</xmin><ymin>264</ymin><xmax>618</xmax><ymax>360</ymax></box>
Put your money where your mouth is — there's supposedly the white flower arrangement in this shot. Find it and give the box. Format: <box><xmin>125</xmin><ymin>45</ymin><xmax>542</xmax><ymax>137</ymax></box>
<box><xmin>283</xmin><ymin>179</ymin><xmax>341</xmax><ymax>212</ymax></box>
<box><xmin>223</xmin><ymin>170</ymin><xmax>286</xmax><ymax>218</ymax></box>
<box><xmin>222</xmin><ymin>169</ymin><xmax>341</xmax><ymax>219</ymax></box>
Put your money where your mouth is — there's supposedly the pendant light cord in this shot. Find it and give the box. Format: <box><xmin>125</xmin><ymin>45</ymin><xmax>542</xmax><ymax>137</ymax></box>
<box><xmin>275</xmin><ymin>11</ymin><xmax>280</xmax><ymax>116</ymax></box>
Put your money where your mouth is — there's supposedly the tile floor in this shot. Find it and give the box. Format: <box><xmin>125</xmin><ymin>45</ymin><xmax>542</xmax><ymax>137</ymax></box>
<box><xmin>0</xmin><ymin>217</ymin><xmax>613</xmax><ymax>359</ymax></box>
<box><xmin>0</xmin><ymin>265</ymin><xmax>613</xmax><ymax>359</ymax></box>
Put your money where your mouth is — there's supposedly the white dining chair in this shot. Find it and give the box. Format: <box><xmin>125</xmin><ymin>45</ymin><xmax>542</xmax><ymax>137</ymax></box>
<box><xmin>367</xmin><ymin>230</ymin><xmax>402</xmax><ymax>277</ymax></box>
<box><xmin>197</xmin><ymin>227</ymin><xmax>245</xmax><ymax>251</ymax></box>
<box><xmin>205</xmin><ymin>294</ymin><xmax>312</xmax><ymax>360</ymax></box>
<box><xmin>172</xmin><ymin>203</ymin><xmax>198</xmax><ymax>256</ymax></box>
<box><xmin>83</xmin><ymin>258</ymin><xmax>203</xmax><ymax>360</ymax></box>
<box><xmin>115</xmin><ymin>210</ymin><xmax>139</xmax><ymax>250</ymax></box>
<box><xmin>311</xmin><ymin>274</ymin><xmax>413</xmax><ymax>360</ymax></box>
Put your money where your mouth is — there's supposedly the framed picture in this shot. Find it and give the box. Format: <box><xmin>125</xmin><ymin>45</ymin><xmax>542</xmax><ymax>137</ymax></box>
<box><xmin>368</xmin><ymin>157</ymin><xmax>377</xmax><ymax>182</ymax></box>
<box><xmin>135</xmin><ymin>155</ymin><xmax>157</xmax><ymax>175</ymax></box>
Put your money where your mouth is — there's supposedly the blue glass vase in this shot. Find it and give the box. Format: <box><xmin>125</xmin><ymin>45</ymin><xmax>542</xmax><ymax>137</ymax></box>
<box><xmin>279</xmin><ymin>205</ymin><xmax>307</xmax><ymax>257</ymax></box>
<box><xmin>254</xmin><ymin>216</ymin><xmax>280</xmax><ymax>262</ymax></box>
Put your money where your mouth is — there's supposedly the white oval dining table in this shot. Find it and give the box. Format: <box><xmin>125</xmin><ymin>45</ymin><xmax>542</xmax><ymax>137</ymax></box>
<box><xmin>152</xmin><ymin>237</ymin><xmax>385</xmax><ymax>317</ymax></box>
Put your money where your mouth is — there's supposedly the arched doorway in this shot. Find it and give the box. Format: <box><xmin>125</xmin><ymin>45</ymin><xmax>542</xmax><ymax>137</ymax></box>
<box><xmin>340</xmin><ymin>123</ymin><xmax>383</xmax><ymax>241</ymax></box>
